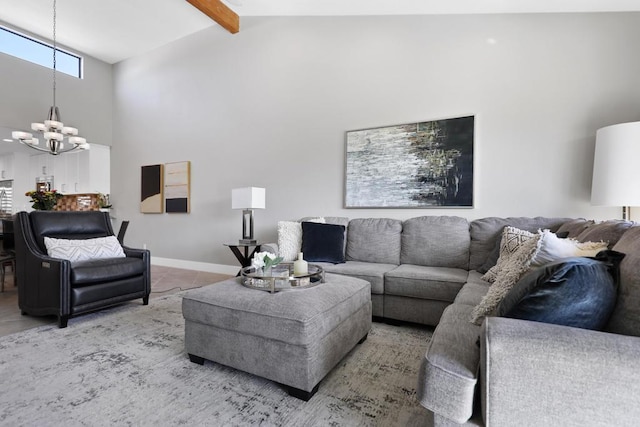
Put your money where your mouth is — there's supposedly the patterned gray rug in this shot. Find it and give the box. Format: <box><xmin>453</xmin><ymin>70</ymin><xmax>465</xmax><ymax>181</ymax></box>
<box><xmin>0</xmin><ymin>292</ymin><xmax>433</xmax><ymax>426</ymax></box>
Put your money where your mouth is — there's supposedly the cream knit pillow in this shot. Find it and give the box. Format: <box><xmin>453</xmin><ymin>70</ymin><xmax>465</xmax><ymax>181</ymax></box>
<box><xmin>482</xmin><ymin>226</ymin><xmax>536</xmax><ymax>283</ymax></box>
<box><xmin>277</xmin><ymin>217</ymin><xmax>325</xmax><ymax>261</ymax></box>
<box><xmin>471</xmin><ymin>235</ymin><xmax>541</xmax><ymax>325</ymax></box>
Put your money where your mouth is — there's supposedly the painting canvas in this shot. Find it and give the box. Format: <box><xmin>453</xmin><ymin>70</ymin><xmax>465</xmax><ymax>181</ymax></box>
<box><xmin>140</xmin><ymin>164</ymin><xmax>164</xmax><ymax>213</ymax></box>
<box><xmin>345</xmin><ymin>116</ymin><xmax>474</xmax><ymax>208</ymax></box>
<box><xmin>164</xmin><ymin>161</ymin><xmax>190</xmax><ymax>213</ymax></box>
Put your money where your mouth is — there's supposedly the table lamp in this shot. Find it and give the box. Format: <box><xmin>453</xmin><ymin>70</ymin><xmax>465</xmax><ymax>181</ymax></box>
<box><xmin>232</xmin><ymin>187</ymin><xmax>265</xmax><ymax>244</ymax></box>
<box><xmin>591</xmin><ymin>121</ymin><xmax>640</xmax><ymax>220</ymax></box>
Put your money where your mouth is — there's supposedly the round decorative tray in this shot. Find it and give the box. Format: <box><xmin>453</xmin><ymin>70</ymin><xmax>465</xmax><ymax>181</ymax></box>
<box><xmin>240</xmin><ymin>262</ymin><xmax>325</xmax><ymax>293</ymax></box>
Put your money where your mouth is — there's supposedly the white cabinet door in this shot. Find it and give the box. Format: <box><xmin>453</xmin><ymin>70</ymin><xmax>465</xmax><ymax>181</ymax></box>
<box><xmin>66</xmin><ymin>152</ymin><xmax>80</xmax><ymax>194</ymax></box>
<box><xmin>0</xmin><ymin>154</ymin><xmax>14</xmax><ymax>180</ymax></box>
<box><xmin>53</xmin><ymin>155</ymin><xmax>68</xmax><ymax>193</ymax></box>
<box><xmin>30</xmin><ymin>154</ymin><xmax>55</xmax><ymax>179</ymax></box>
<box><xmin>77</xmin><ymin>144</ymin><xmax>110</xmax><ymax>194</ymax></box>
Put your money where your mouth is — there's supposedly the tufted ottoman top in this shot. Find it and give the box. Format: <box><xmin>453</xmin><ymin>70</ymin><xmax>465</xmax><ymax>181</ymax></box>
<box><xmin>182</xmin><ymin>273</ymin><xmax>371</xmax><ymax>346</ymax></box>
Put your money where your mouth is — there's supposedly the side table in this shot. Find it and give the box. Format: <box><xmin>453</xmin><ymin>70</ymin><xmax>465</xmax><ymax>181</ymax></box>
<box><xmin>224</xmin><ymin>242</ymin><xmax>262</xmax><ymax>276</ymax></box>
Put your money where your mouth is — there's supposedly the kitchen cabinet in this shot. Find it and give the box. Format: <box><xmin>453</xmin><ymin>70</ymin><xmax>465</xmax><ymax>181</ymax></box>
<box><xmin>29</xmin><ymin>143</ymin><xmax>110</xmax><ymax>194</ymax></box>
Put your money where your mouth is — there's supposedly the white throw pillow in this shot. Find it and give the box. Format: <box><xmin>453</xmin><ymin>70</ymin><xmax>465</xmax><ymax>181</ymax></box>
<box><xmin>277</xmin><ymin>217</ymin><xmax>325</xmax><ymax>261</ymax></box>
<box><xmin>44</xmin><ymin>236</ymin><xmax>126</xmax><ymax>262</ymax></box>
<box><xmin>482</xmin><ymin>226</ymin><xmax>536</xmax><ymax>283</ymax></box>
<box><xmin>530</xmin><ymin>229</ymin><xmax>609</xmax><ymax>266</ymax></box>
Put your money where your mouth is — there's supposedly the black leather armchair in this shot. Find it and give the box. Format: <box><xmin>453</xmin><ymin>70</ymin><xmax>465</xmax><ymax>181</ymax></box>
<box><xmin>15</xmin><ymin>211</ymin><xmax>150</xmax><ymax>328</ymax></box>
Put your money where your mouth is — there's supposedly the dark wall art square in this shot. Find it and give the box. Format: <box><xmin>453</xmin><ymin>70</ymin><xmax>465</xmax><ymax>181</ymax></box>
<box><xmin>345</xmin><ymin>115</ymin><xmax>474</xmax><ymax>208</ymax></box>
<box><xmin>140</xmin><ymin>164</ymin><xmax>164</xmax><ymax>213</ymax></box>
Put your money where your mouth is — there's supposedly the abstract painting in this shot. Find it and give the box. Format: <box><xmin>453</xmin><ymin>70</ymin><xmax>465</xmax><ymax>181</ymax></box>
<box><xmin>140</xmin><ymin>164</ymin><xmax>164</xmax><ymax>213</ymax></box>
<box><xmin>164</xmin><ymin>161</ymin><xmax>190</xmax><ymax>213</ymax></box>
<box><xmin>345</xmin><ymin>116</ymin><xmax>474</xmax><ymax>208</ymax></box>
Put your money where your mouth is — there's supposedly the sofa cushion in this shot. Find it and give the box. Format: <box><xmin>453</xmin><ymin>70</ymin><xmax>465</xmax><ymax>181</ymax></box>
<box><xmin>385</xmin><ymin>265</ymin><xmax>468</xmax><ymax>302</ymax></box>
<box><xmin>468</xmin><ymin>217</ymin><xmax>570</xmax><ymax>271</ymax></box>
<box><xmin>555</xmin><ymin>218</ymin><xmax>595</xmax><ymax>238</ymax></box>
<box><xmin>607</xmin><ymin>225</ymin><xmax>640</xmax><ymax>337</ymax></box>
<box><xmin>454</xmin><ymin>275</ymin><xmax>490</xmax><ymax>306</ymax></box>
<box><xmin>401</xmin><ymin>216</ymin><xmax>470</xmax><ymax>269</ymax></box>
<box><xmin>496</xmin><ymin>257</ymin><xmax>619</xmax><ymax>330</ymax></box>
<box><xmin>417</xmin><ymin>304</ymin><xmax>482</xmax><ymax>424</ymax></box>
<box><xmin>71</xmin><ymin>257</ymin><xmax>146</xmax><ymax>285</ymax></box>
<box><xmin>346</xmin><ymin>218</ymin><xmax>402</xmax><ymax>264</ymax></box>
<box><xmin>320</xmin><ymin>261</ymin><xmax>395</xmax><ymax>295</ymax></box>
<box><xmin>301</xmin><ymin>222</ymin><xmax>345</xmax><ymax>264</ymax></box>
<box><xmin>476</xmin><ymin>232</ymin><xmax>503</xmax><ymax>274</ymax></box>
<box><xmin>45</xmin><ymin>235</ymin><xmax>125</xmax><ymax>262</ymax></box>
<box><xmin>576</xmin><ymin>220</ymin><xmax>634</xmax><ymax>248</ymax></box>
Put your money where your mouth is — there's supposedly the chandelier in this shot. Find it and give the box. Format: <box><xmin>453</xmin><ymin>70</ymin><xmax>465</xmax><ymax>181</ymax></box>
<box><xmin>12</xmin><ymin>0</ymin><xmax>89</xmax><ymax>155</ymax></box>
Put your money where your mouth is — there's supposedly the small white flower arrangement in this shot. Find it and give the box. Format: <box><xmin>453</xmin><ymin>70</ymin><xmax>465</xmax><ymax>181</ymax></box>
<box><xmin>252</xmin><ymin>251</ymin><xmax>283</xmax><ymax>273</ymax></box>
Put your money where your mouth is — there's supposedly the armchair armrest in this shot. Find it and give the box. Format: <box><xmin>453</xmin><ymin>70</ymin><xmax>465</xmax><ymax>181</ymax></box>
<box><xmin>481</xmin><ymin>317</ymin><xmax>640</xmax><ymax>426</ymax></box>
<box><xmin>123</xmin><ymin>246</ymin><xmax>150</xmax><ymax>260</ymax></box>
<box><xmin>122</xmin><ymin>246</ymin><xmax>151</xmax><ymax>295</ymax></box>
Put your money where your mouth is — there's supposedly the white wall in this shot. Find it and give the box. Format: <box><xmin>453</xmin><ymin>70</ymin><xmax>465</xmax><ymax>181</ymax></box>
<box><xmin>112</xmin><ymin>13</ymin><xmax>640</xmax><ymax>269</ymax></box>
<box><xmin>0</xmin><ymin>20</ymin><xmax>113</xmax><ymax>146</ymax></box>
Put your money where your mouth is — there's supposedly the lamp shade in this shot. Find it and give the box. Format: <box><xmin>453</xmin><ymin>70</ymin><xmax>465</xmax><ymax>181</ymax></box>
<box><xmin>232</xmin><ymin>187</ymin><xmax>266</xmax><ymax>209</ymax></box>
<box><xmin>591</xmin><ymin>121</ymin><xmax>640</xmax><ymax>206</ymax></box>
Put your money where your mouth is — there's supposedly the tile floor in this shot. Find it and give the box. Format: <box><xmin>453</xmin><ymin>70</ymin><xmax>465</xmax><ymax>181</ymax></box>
<box><xmin>0</xmin><ymin>265</ymin><xmax>232</xmax><ymax>337</ymax></box>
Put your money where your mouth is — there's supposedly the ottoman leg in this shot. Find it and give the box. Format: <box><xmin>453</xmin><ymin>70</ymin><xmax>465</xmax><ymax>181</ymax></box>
<box><xmin>358</xmin><ymin>333</ymin><xmax>368</xmax><ymax>344</ymax></box>
<box><xmin>188</xmin><ymin>353</ymin><xmax>205</xmax><ymax>365</ymax></box>
<box><xmin>287</xmin><ymin>383</ymin><xmax>319</xmax><ymax>401</ymax></box>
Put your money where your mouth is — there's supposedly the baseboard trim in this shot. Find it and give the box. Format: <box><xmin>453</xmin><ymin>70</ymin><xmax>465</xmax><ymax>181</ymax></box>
<box><xmin>151</xmin><ymin>257</ymin><xmax>238</xmax><ymax>275</ymax></box>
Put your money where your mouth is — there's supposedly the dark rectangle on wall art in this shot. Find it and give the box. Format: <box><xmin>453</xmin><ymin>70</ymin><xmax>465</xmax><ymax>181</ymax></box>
<box><xmin>141</xmin><ymin>164</ymin><xmax>164</xmax><ymax>213</ymax></box>
<box><xmin>345</xmin><ymin>115</ymin><xmax>474</xmax><ymax>208</ymax></box>
<box><xmin>164</xmin><ymin>161</ymin><xmax>191</xmax><ymax>213</ymax></box>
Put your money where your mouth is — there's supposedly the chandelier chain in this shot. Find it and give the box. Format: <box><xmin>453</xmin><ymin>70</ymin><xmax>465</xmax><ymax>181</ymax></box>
<box><xmin>11</xmin><ymin>0</ymin><xmax>89</xmax><ymax>155</ymax></box>
<box><xmin>52</xmin><ymin>0</ymin><xmax>57</xmax><ymax>109</ymax></box>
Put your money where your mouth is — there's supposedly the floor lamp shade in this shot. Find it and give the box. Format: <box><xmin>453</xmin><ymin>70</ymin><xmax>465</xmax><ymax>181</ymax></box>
<box><xmin>591</xmin><ymin>122</ymin><xmax>640</xmax><ymax>208</ymax></box>
<box><xmin>232</xmin><ymin>187</ymin><xmax>266</xmax><ymax>244</ymax></box>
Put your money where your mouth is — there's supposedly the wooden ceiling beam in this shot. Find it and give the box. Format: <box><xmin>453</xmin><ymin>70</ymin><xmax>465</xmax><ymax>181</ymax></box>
<box><xmin>186</xmin><ymin>0</ymin><xmax>239</xmax><ymax>34</ymax></box>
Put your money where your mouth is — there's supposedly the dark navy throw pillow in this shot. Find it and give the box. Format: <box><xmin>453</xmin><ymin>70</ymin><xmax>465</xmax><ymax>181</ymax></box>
<box><xmin>301</xmin><ymin>222</ymin><xmax>346</xmax><ymax>264</ymax></box>
<box><xmin>495</xmin><ymin>255</ymin><xmax>621</xmax><ymax>330</ymax></box>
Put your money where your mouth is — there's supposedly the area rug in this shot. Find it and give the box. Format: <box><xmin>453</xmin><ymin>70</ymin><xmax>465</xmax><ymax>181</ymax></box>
<box><xmin>0</xmin><ymin>292</ymin><xmax>433</xmax><ymax>426</ymax></box>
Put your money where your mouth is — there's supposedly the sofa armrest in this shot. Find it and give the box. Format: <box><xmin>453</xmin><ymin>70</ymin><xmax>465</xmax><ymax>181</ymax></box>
<box><xmin>481</xmin><ymin>317</ymin><xmax>640</xmax><ymax>426</ymax></box>
<box><xmin>260</xmin><ymin>242</ymin><xmax>279</xmax><ymax>256</ymax></box>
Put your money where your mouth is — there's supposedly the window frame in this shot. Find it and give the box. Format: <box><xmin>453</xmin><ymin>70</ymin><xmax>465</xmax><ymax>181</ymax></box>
<box><xmin>0</xmin><ymin>24</ymin><xmax>83</xmax><ymax>79</ymax></box>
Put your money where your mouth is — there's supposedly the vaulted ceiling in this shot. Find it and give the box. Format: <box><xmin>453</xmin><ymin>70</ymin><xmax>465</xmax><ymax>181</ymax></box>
<box><xmin>1</xmin><ymin>0</ymin><xmax>640</xmax><ymax>64</ymax></box>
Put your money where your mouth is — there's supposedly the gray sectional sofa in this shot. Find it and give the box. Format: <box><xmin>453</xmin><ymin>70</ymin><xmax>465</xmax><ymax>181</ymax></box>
<box><xmin>264</xmin><ymin>215</ymin><xmax>640</xmax><ymax>426</ymax></box>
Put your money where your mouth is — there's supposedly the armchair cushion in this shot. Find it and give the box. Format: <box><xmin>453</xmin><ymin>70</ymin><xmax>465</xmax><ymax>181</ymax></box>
<box><xmin>71</xmin><ymin>257</ymin><xmax>147</xmax><ymax>285</ymax></box>
<box><xmin>44</xmin><ymin>236</ymin><xmax>125</xmax><ymax>262</ymax></box>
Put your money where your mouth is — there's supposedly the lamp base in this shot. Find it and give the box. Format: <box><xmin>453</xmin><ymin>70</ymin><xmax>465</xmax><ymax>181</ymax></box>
<box><xmin>239</xmin><ymin>238</ymin><xmax>257</xmax><ymax>245</ymax></box>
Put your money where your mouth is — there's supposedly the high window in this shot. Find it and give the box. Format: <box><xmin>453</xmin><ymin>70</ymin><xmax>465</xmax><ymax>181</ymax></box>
<box><xmin>0</xmin><ymin>25</ymin><xmax>82</xmax><ymax>78</ymax></box>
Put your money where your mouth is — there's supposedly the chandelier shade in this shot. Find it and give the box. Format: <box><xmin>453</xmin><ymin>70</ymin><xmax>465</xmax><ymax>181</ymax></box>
<box><xmin>11</xmin><ymin>0</ymin><xmax>89</xmax><ymax>156</ymax></box>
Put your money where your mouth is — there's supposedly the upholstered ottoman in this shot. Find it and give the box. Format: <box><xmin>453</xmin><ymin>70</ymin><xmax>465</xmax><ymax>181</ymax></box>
<box><xmin>182</xmin><ymin>273</ymin><xmax>372</xmax><ymax>400</ymax></box>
